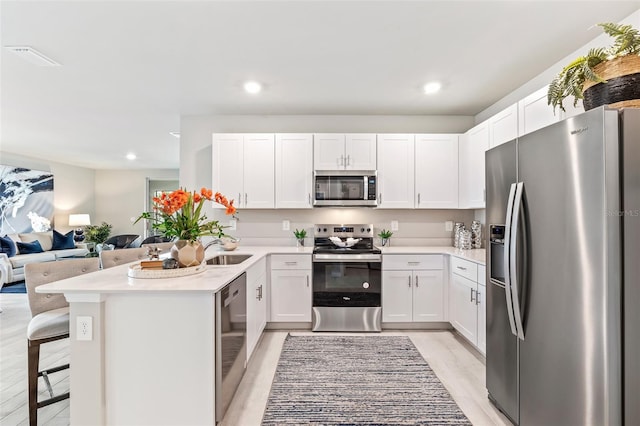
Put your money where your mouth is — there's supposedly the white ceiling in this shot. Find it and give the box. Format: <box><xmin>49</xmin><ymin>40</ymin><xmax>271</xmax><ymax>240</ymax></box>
<box><xmin>2</xmin><ymin>1</ymin><xmax>640</xmax><ymax>170</ymax></box>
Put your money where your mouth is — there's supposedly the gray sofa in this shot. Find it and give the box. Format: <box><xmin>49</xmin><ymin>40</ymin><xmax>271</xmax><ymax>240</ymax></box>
<box><xmin>0</xmin><ymin>231</ymin><xmax>88</xmax><ymax>289</ymax></box>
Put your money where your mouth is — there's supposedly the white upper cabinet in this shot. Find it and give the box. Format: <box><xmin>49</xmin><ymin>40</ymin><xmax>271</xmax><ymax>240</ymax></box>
<box><xmin>377</xmin><ymin>134</ymin><xmax>415</xmax><ymax>209</ymax></box>
<box><xmin>212</xmin><ymin>133</ymin><xmax>275</xmax><ymax>209</ymax></box>
<box><xmin>313</xmin><ymin>133</ymin><xmax>376</xmax><ymax>170</ymax></box>
<box><xmin>459</xmin><ymin>122</ymin><xmax>489</xmax><ymax>209</ymax></box>
<box><xmin>415</xmin><ymin>134</ymin><xmax>459</xmax><ymax>209</ymax></box>
<box><xmin>489</xmin><ymin>103</ymin><xmax>518</xmax><ymax>148</ymax></box>
<box><xmin>275</xmin><ymin>134</ymin><xmax>313</xmax><ymax>209</ymax></box>
<box><xmin>518</xmin><ymin>86</ymin><xmax>561</xmax><ymax>137</ymax></box>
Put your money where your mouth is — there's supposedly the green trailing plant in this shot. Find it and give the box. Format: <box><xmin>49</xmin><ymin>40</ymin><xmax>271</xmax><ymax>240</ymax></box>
<box><xmin>378</xmin><ymin>229</ymin><xmax>393</xmax><ymax>239</ymax></box>
<box><xmin>548</xmin><ymin>22</ymin><xmax>640</xmax><ymax>112</ymax></box>
<box><xmin>84</xmin><ymin>222</ymin><xmax>112</xmax><ymax>244</ymax></box>
<box><xmin>293</xmin><ymin>229</ymin><xmax>307</xmax><ymax>239</ymax></box>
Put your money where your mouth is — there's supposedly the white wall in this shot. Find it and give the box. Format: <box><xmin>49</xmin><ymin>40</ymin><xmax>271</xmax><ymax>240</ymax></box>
<box><xmin>179</xmin><ymin>114</ymin><xmax>476</xmax><ymax>246</ymax></box>
<box><xmin>0</xmin><ymin>151</ymin><xmax>95</xmax><ymax>232</ymax></box>
<box><xmin>94</xmin><ymin>169</ymin><xmax>179</xmax><ymax>236</ymax></box>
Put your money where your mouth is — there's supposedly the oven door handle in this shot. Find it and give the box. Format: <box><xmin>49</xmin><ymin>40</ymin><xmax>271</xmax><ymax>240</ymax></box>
<box><xmin>313</xmin><ymin>254</ymin><xmax>382</xmax><ymax>263</ymax></box>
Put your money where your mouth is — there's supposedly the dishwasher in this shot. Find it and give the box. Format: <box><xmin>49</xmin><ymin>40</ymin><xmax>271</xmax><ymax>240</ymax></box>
<box><xmin>215</xmin><ymin>272</ymin><xmax>247</xmax><ymax>423</ymax></box>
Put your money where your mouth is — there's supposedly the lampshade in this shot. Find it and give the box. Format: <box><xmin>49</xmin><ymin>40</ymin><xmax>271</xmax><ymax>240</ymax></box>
<box><xmin>69</xmin><ymin>214</ymin><xmax>91</xmax><ymax>227</ymax></box>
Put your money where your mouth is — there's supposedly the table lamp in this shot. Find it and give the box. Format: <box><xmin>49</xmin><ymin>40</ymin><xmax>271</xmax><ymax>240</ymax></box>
<box><xmin>68</xmin><ymin>214</ymin><xmax>91</xmax><ymax>242</ymax></box>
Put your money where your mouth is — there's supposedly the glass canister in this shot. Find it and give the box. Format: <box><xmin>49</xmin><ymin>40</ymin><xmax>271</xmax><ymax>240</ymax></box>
<box><xmin>453</xmin><ymin>222</ymin><xmax>465</xmax><ymax>248</ymax></box>
<box><xmin>471</xmin><ymin>220</ymin><xmax>482</xmax><ymax>249</ymax></box>
<box><xmin>460</xmin><ymin>229</ymin><xmax>473</xmax><ymax>250</ymax></box>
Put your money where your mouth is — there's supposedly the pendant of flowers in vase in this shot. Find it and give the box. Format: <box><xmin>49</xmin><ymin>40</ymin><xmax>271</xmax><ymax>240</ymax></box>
<box><xmin>135</xmin><ymin>188</ymin><xmax>237</xmax><ymax>268</ymax></box>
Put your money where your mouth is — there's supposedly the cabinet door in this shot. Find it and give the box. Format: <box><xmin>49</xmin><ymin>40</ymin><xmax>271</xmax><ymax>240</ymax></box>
<box><xmin>270</xmin><ymin>270</ymin><xmax>312</xmax><ymax>322</ymax></box>
<box><xmin>450</xmin><ymin>273</ymin><xmax>478</xmax><ymax>345</ymax></box>
<box><xmin>476</xmin><ymin>282</ymin><xmax>486</xmax><ymax>355</ymax></box>
<box><xmin>413</xmin><ymin>270</ymin><xmax>444</xmax><ymax>322</ymax></box>
<box><xmin>415</xmin><ymin>134</ymin><xmax>459</xmax><ymax>208</ymax></box>
<box><xmin>377</xmin><ymin>134</ymin><xmax>415</xmax><ymax>208</ymax></box>
<box><xmin>275</xmin><ymin>134</ymin><xmax>313</xmax><ymax>208</ymax></box>
<box><xmin>345</xmin><ymin>134</ymin><xmax>376</xmax><ymax>170</ymax></box>
<box><xmin>489</xmin><ymin>103</ymin><xmax>518</xmax><ymax>148</ymax></box>
<box><xmin>313</xmin><ymin>134</ymin><xmax>345</xmax><ymax>170</ymax></box>
<box><xmin>382</xmin><ymin>270</ymin><xmax>413</xmax><ymax>322</ymax></box>
<box><xmin>459</xmin><ymin>122</ymin><xmax>488</xmax><ymax>209</ymax></box>
<box><xmin>518</xmin><ymin>85</ymin><xmax>561</xmax><ymax>136</ymax></box>
<box><xmin>243</xmin><ymin>134</ymin><xmax>275</xmax><ymax>209</ymax></box>
<box><xmin>212</xmin><ymin>134</ymin><xmax>244</xmax><ymax>207</ymax></box>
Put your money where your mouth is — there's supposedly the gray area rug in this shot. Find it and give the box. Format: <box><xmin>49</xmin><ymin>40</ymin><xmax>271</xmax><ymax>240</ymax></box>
<box><xmin>262</xmin><ymin>335</ymin><xmax>471</xmax><ymax>425</ymax></box>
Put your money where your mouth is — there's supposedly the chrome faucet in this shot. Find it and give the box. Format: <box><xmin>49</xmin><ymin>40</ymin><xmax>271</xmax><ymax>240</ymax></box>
<box><xmin>203</xmin><ymin>238</ymin><xmax>223</xmax><ymax>251</ymax></box>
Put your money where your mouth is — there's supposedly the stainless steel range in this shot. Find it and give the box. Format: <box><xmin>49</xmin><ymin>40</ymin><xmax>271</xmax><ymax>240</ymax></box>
<box><xmin>312</xmin><ymin>224</ymin><xmax>382</xmax><ymax>332</ymax></box>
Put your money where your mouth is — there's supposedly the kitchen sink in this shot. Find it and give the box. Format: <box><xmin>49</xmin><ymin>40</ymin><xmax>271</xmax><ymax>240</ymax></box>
<box><xmin>206</xmin><ymin>254</ymin><xmax>252</xmax><ymax>266</ymax></box>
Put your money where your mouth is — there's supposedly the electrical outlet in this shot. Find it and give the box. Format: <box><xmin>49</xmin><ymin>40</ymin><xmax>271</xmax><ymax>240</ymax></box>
<box><xmin>282</xmin><ymin>220</ymin><xmax>290</xmax><ymax>231</ymax></box>
<box><xmin>229</xmin><ymin>218</ymin><xmax>237</xmax><ymax>231</ymax></box>
<box><xmin>77</xmin><ymin>316</ymin><xmax>93</xmax><ymax>341</ymax></box>
<box><xmin>391</xmin><ymin>220</ymin><xmax>399</xmax><ymax>231</ymax></box>
<box><xmin>445</xmin><ymin>221</ymin><xmax>454</xmax><ymax>232</ymax></box>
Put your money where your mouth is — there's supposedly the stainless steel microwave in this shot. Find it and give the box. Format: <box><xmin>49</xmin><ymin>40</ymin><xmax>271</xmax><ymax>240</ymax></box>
<box><xmin>314</xmin><ymin>170</ymin><xmax>377</xmax><ymax>207</ymax></box>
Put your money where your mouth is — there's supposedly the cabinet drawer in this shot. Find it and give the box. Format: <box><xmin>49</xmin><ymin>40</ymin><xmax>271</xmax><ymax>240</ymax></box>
<box><xmin>270</xmin><ymin>254</ymin><xmax>312</xmax><ymax>270</ymax></box>
<box><xmin>383</xmin><ymin>255</ymin><xmax>443</xmax><ymax>271</ymax></box>
<box><xmin>451</xmin><ymin>256</ymin><xmax>478</xmax><ymax>282</ymax></box>
<box><xmin>477</xmin><ymin>265</ymin><xmax>486</xmax><ymax>286</ymax></box>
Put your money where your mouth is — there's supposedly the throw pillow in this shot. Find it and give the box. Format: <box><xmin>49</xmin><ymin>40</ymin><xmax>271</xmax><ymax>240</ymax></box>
<box><xmin>16</xmin><ymin>240</ymin><xmax>44</xmax><ymax>254</ymax></box>
<box><xmin>0</xmin><ymin>235</ymin><xmax>17</xmax><ymax>257</ymax></box>
<box><xmin>52</xmin><ymin>229</ymin><xmax>76</xmax><ymax>250</ymax></box>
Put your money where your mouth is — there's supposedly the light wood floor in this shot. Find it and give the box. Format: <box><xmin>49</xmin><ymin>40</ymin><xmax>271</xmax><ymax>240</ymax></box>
<box><xmin>1</xmin><ymin>294</ymin><xmax>510</xmax><ymax>426</ymax></box>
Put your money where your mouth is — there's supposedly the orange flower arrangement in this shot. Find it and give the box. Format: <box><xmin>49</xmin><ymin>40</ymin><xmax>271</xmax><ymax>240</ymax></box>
<box><xmin>136</xmin><ymin>187</ymin><xmax>237</xmax><ymax>242</ymax></box>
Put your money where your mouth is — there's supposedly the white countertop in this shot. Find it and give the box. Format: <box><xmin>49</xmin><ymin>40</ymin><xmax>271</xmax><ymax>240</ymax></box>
<box><xmin>36</xmin><ymin>245</ymin><xmax>484</xmax><ymax>295</ymax></box>
<box><xmin>380</xmin><ymin>246</ymin><xmax>486</xmax><ymax>265</ymax></box>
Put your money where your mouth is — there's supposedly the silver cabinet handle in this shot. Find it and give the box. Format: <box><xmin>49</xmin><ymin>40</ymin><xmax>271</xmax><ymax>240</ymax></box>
<box><xmin>456</xmin><ymin>266</ymin><xmax>467</xmax><ymax>271</ymax></box>
<box><xmin>346</xmin><ymin>155</ymin><xmax>351</xmax><ymax>166</ymax></box>
<box><xmin>408</xmin><ymin>276</ymin><xmax>411</xmax><ymax>287</ymax></box>
<box><xmin>470</xmin><ymin>288</ymin><xmax>476</xmax><ymax>302</ymax></box>
<box><xmin>256</xmin><ymin>286</ymin><xmax>261</xmax><ymax>300</ymax></box>
<box><xmin>306</xmin><ymin>275</ymin><xmax>309</xmax><ymax>287</ymax></box>
<box><xmin>245</xmin><ymin>193</ymin><xmax>248</xmax><ymax>205</ymax></box>
<box><xmin>415</xmin><ymin>275</ymin><xmax>419</xmax><ymax>287</ymax></box>
<box><xmin>408</xmin><ymin>261</ymin><xmax>420</xmax><ymax>266</ymax></box>
<box><xmin>239</xmin><ymin>193</ymin><xmax>242</xmax><ymax>206</ymax></box>
<box><xmin>285</xmin><ymin>261</ymin><xmax>297</xmax><ymax>266</ymax></box>
<box><xmin>339</xmin><ymin>155</ymin><xmax>344</xmax><ymax>166</ymax></box>
<box><xmin>379</xmin><ymin>193</ymin><xmax>382</xmax><ymax>204</ymax></box>
<box><xmin>476</xmin><ymin>289</ymin><xmax>481</xmax><ymax>305</ymax></box>
<box><xmin>308</xmin><ymin>193</ymin><xmax>311</xmax><ymax>205</ymax></box>
<box><xmin>417</xmin><ymin>193</ymin><xmax>421</xmax><ymax>204</ymax></box>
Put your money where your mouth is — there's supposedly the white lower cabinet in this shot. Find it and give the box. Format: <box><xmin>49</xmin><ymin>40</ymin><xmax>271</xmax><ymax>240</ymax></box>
<box><xmin>449</xmin><ymin>257</ymin><xmax>486</xmax><ymax>354</ymax></box>
<box><xmin>269</xmin><ymin>254</ymin><xmax>312</xmax><ymax>322</ymax></box>
<box><xmin>382</xmin><ymin>255</ymin><xmax>444</xmax><ymax>322</ymax></box>
<box><xmin>246</xmin><ymin>257</ymin><xmax>267</xmax><ymax>360</ymax></box>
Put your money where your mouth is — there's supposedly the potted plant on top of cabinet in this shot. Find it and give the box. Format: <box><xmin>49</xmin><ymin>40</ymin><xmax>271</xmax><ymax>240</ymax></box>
<box><xmin>548</xmin><ymin>22</ymin><xmax>640</xmax><ymax>113</ymax></box>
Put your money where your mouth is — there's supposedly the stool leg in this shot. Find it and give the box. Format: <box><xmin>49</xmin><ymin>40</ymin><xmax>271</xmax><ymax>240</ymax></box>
<box><xmin>27</xmin><ymin>339</ymin><xmax>40</xmax><ymax>426</ymax></box>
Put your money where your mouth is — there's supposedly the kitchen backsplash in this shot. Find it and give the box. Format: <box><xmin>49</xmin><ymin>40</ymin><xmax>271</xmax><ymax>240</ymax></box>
<box><xmin>207</xmin><ymin>208</ymin><xmax>477</xmax><ymax>247</ymax></box>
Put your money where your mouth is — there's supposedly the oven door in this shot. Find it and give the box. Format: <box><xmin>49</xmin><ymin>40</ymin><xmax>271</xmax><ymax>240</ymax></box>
<box><xmin>312</xmin><ymin>254</ymin><xmax>382</xmax><ymax>307</ymax></box>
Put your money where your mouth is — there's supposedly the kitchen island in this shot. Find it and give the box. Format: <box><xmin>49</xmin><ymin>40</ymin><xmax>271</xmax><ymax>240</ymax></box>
<box><xmin>36</xmin><ymin>246</ymin><xmax>311</xmax><ymax>426</ymax></box>
<box><xmin>37</xmin><ymin>245</ymin><xmax>483</xmax><ymax>426</ymax></box>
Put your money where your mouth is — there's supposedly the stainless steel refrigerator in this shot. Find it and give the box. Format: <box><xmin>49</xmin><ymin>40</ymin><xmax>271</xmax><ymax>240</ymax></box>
<box><xmin>485</xmin><ymin>106</ymin><xmax>640</xmax><ymax>425</ymax></box>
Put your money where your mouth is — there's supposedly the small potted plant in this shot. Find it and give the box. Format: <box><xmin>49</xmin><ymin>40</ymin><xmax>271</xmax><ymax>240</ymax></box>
<box><xmin>293</xmin><ymin>229</ymin><xmax>307</xmax><ymax>247</ymax></box>
<box><xmin>378</xmin><ymin>229</ymin><xmax>393</xmax><ymax>247</ymax></box>
<box><xmin>548</xmin><ymin>22</ymin><xmax>640</xmax><ymax>113</ymax></box>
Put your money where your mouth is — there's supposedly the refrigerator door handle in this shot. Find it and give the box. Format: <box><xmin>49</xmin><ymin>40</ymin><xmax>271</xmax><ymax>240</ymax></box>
<box><xmin>503</xmin><ymin>182</ymin><xmax>518</xmax><ymax>337</ymax></box>
<box><xmin>510</xmin><ymin>181</ymin><xmax>526</xmax><ymax>340</ymax></box>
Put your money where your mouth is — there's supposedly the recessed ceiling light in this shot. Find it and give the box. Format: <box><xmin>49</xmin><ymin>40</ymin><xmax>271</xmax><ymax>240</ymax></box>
<box><xmin>169</xmin><ymin>132</ymin><xmax>180</xmax><ymax>138</ymax></box>
<box><xmin>126</xmin><ymin>153</ymin><xmax>137</xmax><ymax>161</ymax></box>
<box><xmin>243</xmin><ymin>81</ymin><xmax>262</xmax><ymax>94</ymax></box>
<box><xmin>5</xmin><ymin>46</ymin><xmax>60</xmax><ymax>66</ymax></box>
<box><xmin>423</xmin><ymin>82</ymin><xmax>442</xmax><ymax>95</ymax></box>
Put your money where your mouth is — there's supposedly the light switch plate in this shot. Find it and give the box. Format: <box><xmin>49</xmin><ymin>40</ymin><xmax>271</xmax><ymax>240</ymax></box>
<box><xmin>391</xmin><ymin>220</ymin><xmax>399</xmax><ymax>231</ymax></box>
<box><xmin>282</xmin><ymin>220</ymin><xmax>290</xmax><ymax>231</ymax></box>
<box><xmin>445</xmin><ymin>221</ymin><xmax>454</xmax><ymax>232</ymax></box>
<box><xmin>229</xmin><ymin>218</ymin><xmax>237</xmax><ymax>231</ymax></box>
